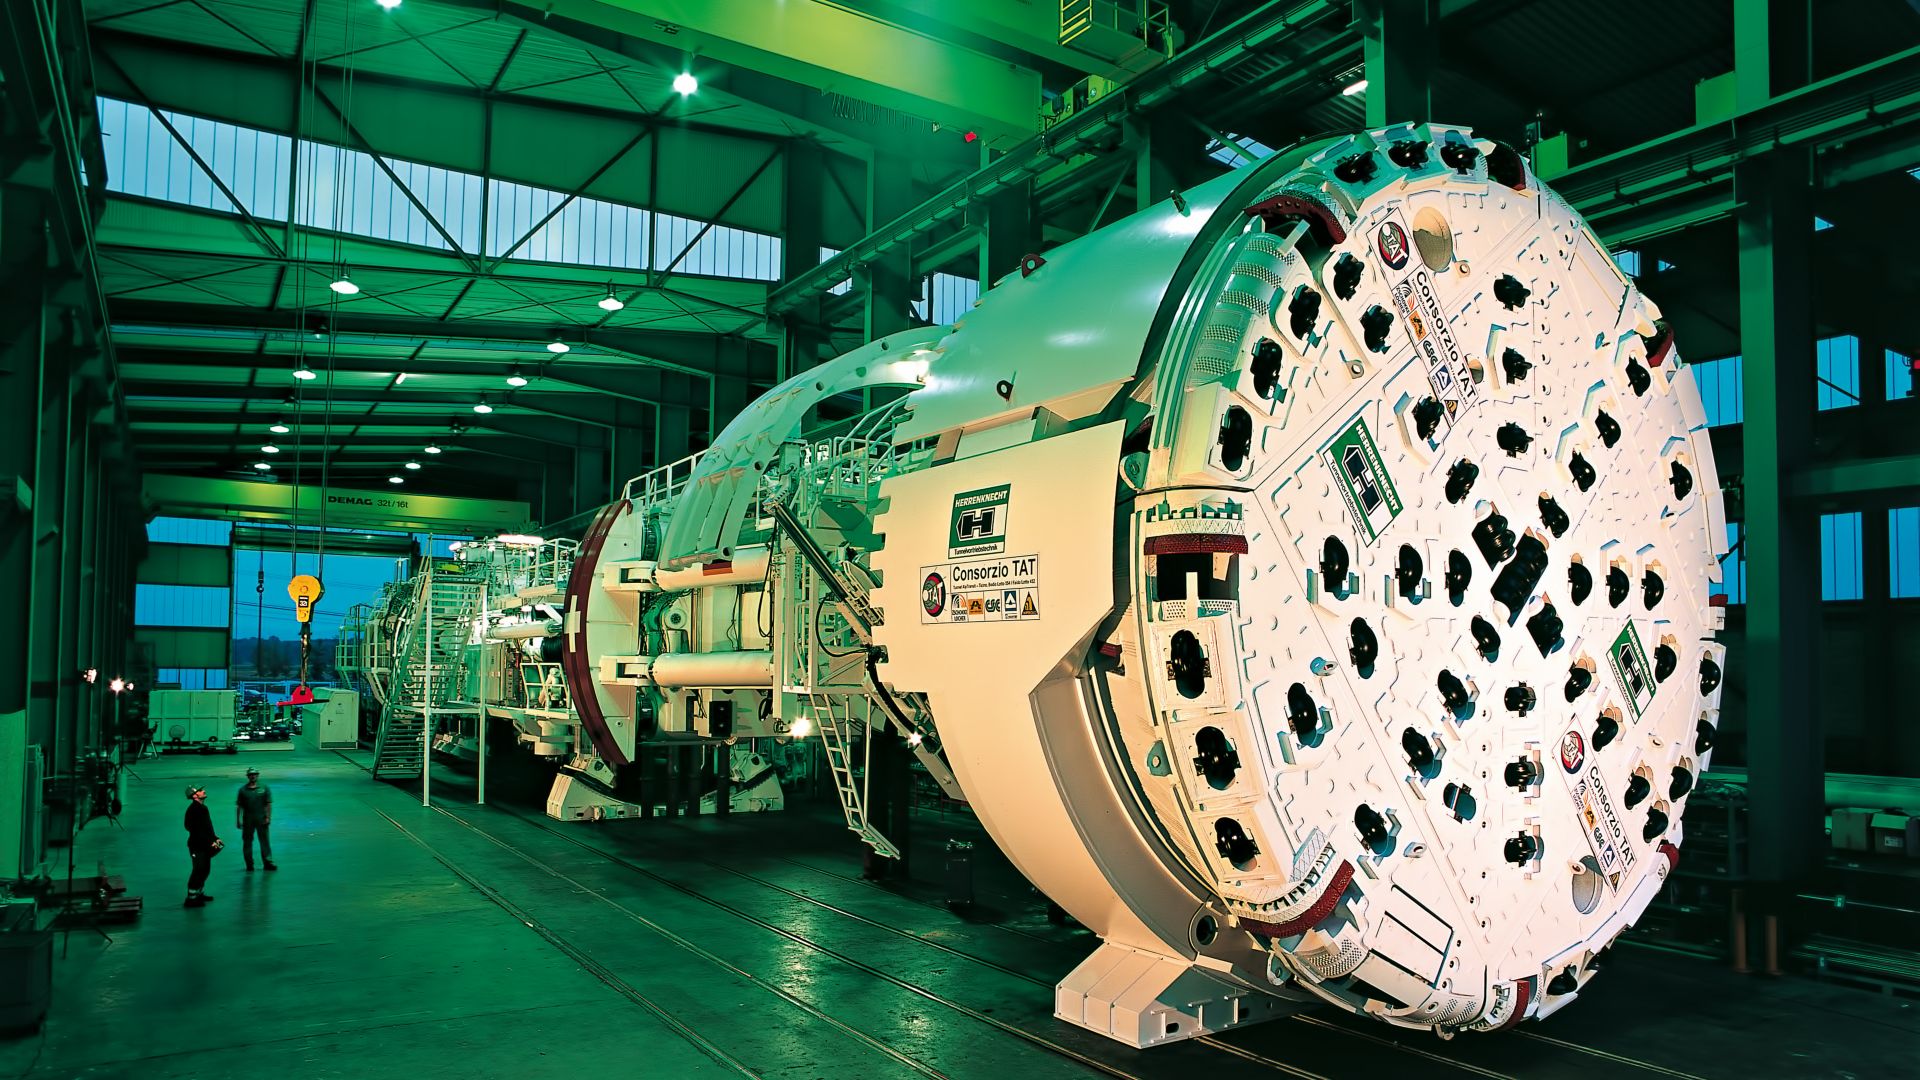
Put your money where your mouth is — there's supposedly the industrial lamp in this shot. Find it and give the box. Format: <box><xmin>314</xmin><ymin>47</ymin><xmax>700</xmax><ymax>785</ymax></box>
<box><xmin>328</xmin><ymin>270</ymin><xmax>360</xmax><ymax>295</ymax></box>
<box><xmin>547</xmin><ymin>336</ymin><xmax>570</xmax><ymax>354</ymax></box>
<box><xmin>473</xmin><ymin>397</ymin><xmax>494</xmax><ymax>414</ymax></box>
<box><xmin>598</xmin><ymin>286</ymin><xmax>624</xmax><ymax>312</ymax></box>
<box><xmin>506</xmin><ymin>367</ymin><xmax>529</xmax><ymax>387</ymax></box>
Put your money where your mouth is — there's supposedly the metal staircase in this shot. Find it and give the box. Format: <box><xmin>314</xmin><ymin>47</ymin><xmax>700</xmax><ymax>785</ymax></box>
<box><xmin>810</xmin><ymin>694</ymin><xmax>899</xmax><ymax>858</ymax></box>
<box><xmin>371</xmin><ymin>566</ymin><xmax>486</xmax><ymax>780</ymax></box>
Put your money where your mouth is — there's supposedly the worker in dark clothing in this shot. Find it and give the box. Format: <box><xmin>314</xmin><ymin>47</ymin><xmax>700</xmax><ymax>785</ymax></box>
<box><xmin>236</xmin><ymin>767</ymin><xmax>276</xmax><ymax>871</ymax></box>
<box><xmin>183</xmin><ymin>785</ymin><xmax>221</xmax><ymax>906</ymax></box>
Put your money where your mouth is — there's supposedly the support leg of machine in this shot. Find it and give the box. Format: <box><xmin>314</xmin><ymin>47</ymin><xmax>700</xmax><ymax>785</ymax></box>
<box><xmin>1053</xmin><ymin>942</ymin><xmax>1292</xmax><ymax>1048</ymax></box>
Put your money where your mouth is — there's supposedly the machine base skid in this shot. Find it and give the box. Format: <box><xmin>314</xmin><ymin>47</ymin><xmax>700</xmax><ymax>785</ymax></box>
<box><xmin>545</xmin><ymin>774</ymin><xmax>645</xmax><ymax>822</ymax></box>
<box><xmin>1054</xmin><ymin>942</ymin><xmax>1292</xmax><ymax>1048</ymax></box>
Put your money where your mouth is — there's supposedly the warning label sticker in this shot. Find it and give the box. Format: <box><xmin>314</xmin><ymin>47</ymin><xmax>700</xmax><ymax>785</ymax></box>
<box><xmin>1372</xmin><ymin>211</ymin><xmax>1476</xmax><ymax>430</ymax></box>
<box><xmin>948</xmin><ymin>484</ymin><xmax>1010</xmax><ymax>559</ymax></box>
<box><xmin>1607</xmin><ymin>622</ymin><xmax>1656</xmax><ymax>721</ymax></box>
<box><xmin>1322</xmin><ymin>415</ymin><xmax>1402</xmax><ymax>543</ymax></box>
<box><xmin>920</xmin><ymin>553</ymin><xmax>1039</xmax><ymax>625</ymax></box>
<box><xmin>1565</xmin><ymin>760</ymin><xmax>1637</xmax><ymax>892</ymax></box>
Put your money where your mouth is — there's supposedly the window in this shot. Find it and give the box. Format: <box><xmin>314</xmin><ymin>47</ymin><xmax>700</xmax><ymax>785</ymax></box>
<box><xmin>1711</xmin><ymin>521</ymin><xmax>1746</xmax><ymax>605</ymax></box>
<box><xmin>1821</xmin><ymin>512</ymin><xmax>1864</xmax><ymax>600</ymax></box>
<box><xmin>1816</xmin><ymin>336</ymin><xmax>1860</xmax><ymax>410</ymax></box>
<box><xmin>487</xmin><ymin>183</ymin><xmax>647</xmax><ymax>269</ymax></box>
<box><xmin>135</xmin><ymin>584</ymin><xmax>232</xmax><ymax>628</ymax></box>
<box><xmin>296</xmin><ymin>143</ymin><xmax>482</xmax><ymax>255</ymax></box>
<box><xmin>1694</xmin><ymin>356</ymin><xmax>1745</xmax><ymax>427</ymax></box>
<box><xmin>1892</xmin><ymin>507</ymin><xmax>1920</xmax><ymax>599</ymax></box>
<box><xmin>653</xmin><ymin>212</ymin><xmax>781</xmax><ymax>282</ymax></box>
<box><xmin>819</xmin><ymin>246</ymin><xmax>851</xmax><ymax>296</ymax></box>
<box><xmin>1206</xmin><ymin>133</ymin><xmax>1272</xmax><ymax>167</ymax></box>
<box><xmin>98</xmin><ymin>97</ymin><xmax>778</xmax><ymax>282</ymax></box>
<box><xmin>157</xmin><ymin>668</ymin><xmax>229</xmax><ymax>690</ymax></box>
<box><xmin>98</xmin><ymin>98</ymin><xmax>290</xmax><ymax>220</ymax></box>
<box><xmin>928</xmin><ymin>273</ymin><xmax>980</xmax><ymax>325</ymax></box>
<box><xmin>1887</xmin><ymin>349</ymin><xmax>1913</xmax><ymax>401</ymax></box>
<box><xmin>146</xmin><ymin>516</ymin><xmax>232</xmax><ymax>545</ymax></box>
<box><xmin>1814</xmin><ymin>215</ymin><xmax>1834</xmax><ymax>232</ymax></box>
<box><xmin>1612</xmin><ymin>249</ymin><xmax>1641</xmax><ymax>277</ymax></box>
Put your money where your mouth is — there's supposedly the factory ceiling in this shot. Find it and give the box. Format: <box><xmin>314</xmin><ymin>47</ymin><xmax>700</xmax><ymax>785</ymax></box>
<box><xmin>75</xmin><ymin>0</ymin><xmax>1920</xmax><ymax>507</ymax></box>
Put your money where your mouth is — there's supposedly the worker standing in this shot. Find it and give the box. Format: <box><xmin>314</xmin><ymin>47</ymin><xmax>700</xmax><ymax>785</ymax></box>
<box><xmin>236</xmin><ymin>767</ymin><xmax>276</xmax><ymax>872</ymax></box>
<box><xmin>183</xmin><ymin>786</ymin><xmax>221</xmax><ymax>906</ymax></box>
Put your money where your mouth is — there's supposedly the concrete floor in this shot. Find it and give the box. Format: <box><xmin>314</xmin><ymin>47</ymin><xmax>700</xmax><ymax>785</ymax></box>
<box><xmin>1</xmin><ymin>748</ymin><xmax>1913</xmax><ymax>1079</ymax></box>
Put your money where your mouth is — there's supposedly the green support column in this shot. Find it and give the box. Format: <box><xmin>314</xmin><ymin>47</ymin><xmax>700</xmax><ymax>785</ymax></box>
<box><xmin>981</xmin><ymin>178</ymin><xmax>1037</xmax><ymax>286</ymax></box>
<box><xmin>610</xmin><ymin>401</ymin><xmax>651</xmax><ymax>488</ymax></box>
<box><xmin>654</xmin><ymin>405</ymin><xmax>692</xmax><ymax>471</ymax></box>
<box><xmin>25</xmin><ymin>314</ymin><xmax>69</xmax><ymax>770</ymax></box>
<box><xmin>1128</xmin><ymin>113</ymin><xmax>1211</xmax><ymax>213</ymax></box>
<box><xmin>1359</xmin><ymin>0</ymin><xmax>1435</xmax><ymax>127</ymax></box>
<box><xmin>1736</xmin><ymin>0</ymin><xmax>1820</xmax><ymax>888</ymax></box>
<box><xmin>0</xmin><ymin>193</ymin><xmax>46</xmax><ymax>730</ymax></box>
<box><xmin>779</xmin><ymin>141</ymin><xmax>833</xmax><ymax>378</ymax></box>
<box><xmin>709</xmin><ymin>372</ymin><xmax>752</xmax><ymax>444</ymax></box>
<box><xmin>863</xmin><ymin>153</ymin><xmax>918</xmax><ymax>341</ymax></box>
<box><xmin>1739</xmin><ymin>154</ymin><xmax>1822</xmax><ymax>881</ymax></box>
<box><xmin>572</xmin><ymin>435</ymin><xmax>609</xmax><ymax>517</ymax></box>
<box><xmin>76</xmin><ymin>408</ymin><xmax>100</xmax><ymax>756</ymax></box>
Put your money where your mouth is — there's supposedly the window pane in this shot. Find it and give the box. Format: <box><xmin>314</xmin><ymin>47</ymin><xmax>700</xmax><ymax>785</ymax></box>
<box><xmin>1821</xmin><ymin>512</ymin><xmax>1864</xmax><ymax>600</ymax></box>
<box><xmin>135</xmin><ymin>584</ymin><xmax>232</xmax><ymax>628</ymax></box>
<box><xmin>1695</xmin><ymin>356</ymin><xmax>1745</xmax><ymax>427</ymax></box>
<box><xmin>1816</xmin><ymin>336</ymin><xmax>1860</xmax><ymax>410</ymax></box>
<box><xmin>146</xmin><ymin>516</ymin><xmax>232</xmax><ymax>545</ymax></box>
<box><xmin>1892</xmin><ymin>507</ymin><xmax>1920</xmax><ymax>599</ymax></box>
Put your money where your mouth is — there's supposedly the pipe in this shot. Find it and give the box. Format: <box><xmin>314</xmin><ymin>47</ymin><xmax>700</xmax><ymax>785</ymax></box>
<box><xmin>650</xmin><ymin>544</ymin><xmax>771</xmax><ymax>591</ymax></box>
<box><xmin>641</xmin><ymin>650</ymin><xmax>774</xmax><ymax>689</ymax></box>
<box><xmin>488</xmin><ymin>621</ymin><xmax>560</xmax><ymax>641</ymax></box>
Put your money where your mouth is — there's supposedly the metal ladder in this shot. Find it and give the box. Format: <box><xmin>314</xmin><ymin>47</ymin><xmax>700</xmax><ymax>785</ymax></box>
<box><xmin>810</xmin><ymin>694</ymin><xmax>899</xmax><ymax>859</ymax></box>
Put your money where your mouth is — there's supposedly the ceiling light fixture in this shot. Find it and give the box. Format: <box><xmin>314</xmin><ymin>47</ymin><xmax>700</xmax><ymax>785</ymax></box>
<box><xmin>598</xmin><ymin>286</ymin><xmax>624</xmax><ymax>312</ymax></box>
<box><xmin>375</xmin><ymin>0</ymin><xmax>401</xmax><ymax>10</ymax></box>
<box><xmin>329</xmin><ymin>269</ymin><xmax>360</xmax><ymax>295</ymax></box>
<box><xmin>473</xmin><ymin>397</ymin><xmax>494</xmax><ymax>414</ymax></box>
<box><xmin>547</xmin><ymin>337</ymin><xmax>570</xmax><ymax>354</ymax></box>
<box><xmin>292</xmin><ymin>364</ymin><xmax>317</xmax><ymax>380</ymax></box>
<box><xmin>506</xmin><ymin>367</ymin><xmax>529</xmax><ymax>388</ymax></box>
<box><xmin>424</xmin><ymin>443</ymin><xmax>442</xmax><ymax>455</ymax></box>
<box><xmin>404</xmin><ymin>460</ymin><xmax>421</xmax><ymax>471</ymax></box>
<box><xmin>387</xmin><ymin>475</ymin><xmax>404</xmax><ymax>484</ymax></box>
<box><xmin>260</xmin><ymin>443</ymin><xmax>280</xmax><ymax>454</ymax></box>
<box><xmin>673</xmin><ymin>72</ymin><xmax>698</xmax><ymax>96</ymax></box>
<box><xmin>396</xmin><ymin>372</ymin><xmax>410</xmax><ymax>384</ymax></box>
<box><xmin>253</xmin><ymin>461</ymin><xmax>271</xmax><ymax>470</ymax></box>
<box><xmin>269</xmin><ymin>420</ymin><xmax>290</xmax><ymax>434</ymax></box>
<box><xmin>1342</xmin><ymin>79</ymin><xmax>1368</xmax><ymax>96</ymax></box>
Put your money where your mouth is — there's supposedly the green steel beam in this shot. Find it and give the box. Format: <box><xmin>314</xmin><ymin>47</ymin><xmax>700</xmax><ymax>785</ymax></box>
<box><xmin>1788</xmin><ymin>455</ymin><xmax>1920</xmax><ymax>503</ymax></box>
<box><xmin>543</xmin><ymin>0</ymin><xmax>1040</xmax><ymax>145</ymax></box>
<box><xmin>1561</xmin><ymin>44</ymin><xmax>1920</xmax><ymax>241</ymax></box>
<box><xmin>767</xmin><ymin>0</ymin><xmax>1348</xmax><ymax>317</ymax></box>
<box><xmin>142</xmin><ymin>473</ymin><xmax>531</xmax><ymax>532</ymax></box>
